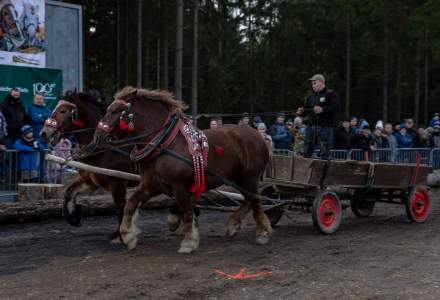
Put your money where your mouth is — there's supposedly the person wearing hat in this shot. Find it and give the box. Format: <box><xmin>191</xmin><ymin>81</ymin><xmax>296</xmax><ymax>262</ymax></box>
<box><xmin>394</xmin><ymin>123</ymin><xmax>413</xmax><ymax>149</ymax></box>
<box><xmin>334</xmin><ymin>117</ymin><xmax>355</xmax><ymax>150</ymax></box>
<box><xmin>296</xmin><ymin>74</ymin><xmax>340</xmax><ymax>158</ymax></box>
<box><xmin>252</xmin><ymin>115</ymin><xmax>263</xmax><ymax>129</ymax></box>
<box><xmin>268</xmin><ymin>112</ymin><xmax>293</xmax><ymax>150</ymax></box>
<box><xmin>352</xmin><ymin>123</ymin><xmax>376</xmax><ymax>152</ymax></box>
<box><xmin>13</xmin><ymin>125</ymin><xmax>46</xmax><ymax>182</ymax></box>
<box><xmin>429</xmin><ymin>121</ymin><xmax>440</xmax><ymax>148</ymax></box>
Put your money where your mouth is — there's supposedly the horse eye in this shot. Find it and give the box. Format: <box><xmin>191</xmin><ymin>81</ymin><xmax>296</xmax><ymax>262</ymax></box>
<box><xmin>111</xmin><ymin>110</ymin><xmax>119</xmax><ymax>115</ymax></box>
<box><xmin>60</xmin><ymin>110</ymin><xmax>67</xmax><ymax>114</ymax></box>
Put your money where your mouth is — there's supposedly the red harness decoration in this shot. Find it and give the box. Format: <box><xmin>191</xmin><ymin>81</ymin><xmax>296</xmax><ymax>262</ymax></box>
<box><xmin>72</xmin><ymin>119</ymin><xmax>86</xmax><ymax>128</ymax></box>
<box><xmin>180</xmin><ymin>119</ymin><xmax>209</xmax><ymax>201</ymax></box>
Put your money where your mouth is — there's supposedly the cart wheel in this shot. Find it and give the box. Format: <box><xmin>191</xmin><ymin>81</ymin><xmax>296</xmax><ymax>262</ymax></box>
<box><xmin>405</xmin><ymin>187</ymin><xmax>430</xmax><ymax>223</ymax></box>
<box><xmin>259</xmin><ymin>185</ymin><xmax>284</xmax><ymax>226</ymax></box>
<box><xmin>350</xmin><ymin>198</ymin><xmax>375</xmax><ymax>217</ymax></box>
<box><xmin>312</xmin><ymin>191</ymin><xmax>342</xmax><ymax>234</ymax></box>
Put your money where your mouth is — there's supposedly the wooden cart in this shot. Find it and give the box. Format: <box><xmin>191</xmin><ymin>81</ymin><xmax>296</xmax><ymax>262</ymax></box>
<box><xmin>257</xmin><ymin>154</ymin><xmax>432</xmax><ymax>234</ymax></box>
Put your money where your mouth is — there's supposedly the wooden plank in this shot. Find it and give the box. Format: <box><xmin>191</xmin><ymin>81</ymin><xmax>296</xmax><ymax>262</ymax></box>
<box><xmin>292</xmin><ymin>157</ymin><xmax>326</xmax><ymax>186</ymax></box>
<box><xmin>324</xmin><ymin>160</ymin><xmax>369</xmax><ymax>186</ymax></box>
<box><xmin>271</xmin><ymin>155</ymin><xmax>294</xmax><ymax>181</ymax></box>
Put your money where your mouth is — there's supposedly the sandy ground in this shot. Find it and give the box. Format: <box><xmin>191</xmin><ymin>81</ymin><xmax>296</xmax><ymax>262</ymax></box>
<box><xmin>1</xmin><ymin>189</ymin><xmax>440</xmax><ymax>299</ymax></box>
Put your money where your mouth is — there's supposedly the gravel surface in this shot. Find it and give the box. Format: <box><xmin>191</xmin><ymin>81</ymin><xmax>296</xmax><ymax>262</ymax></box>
<box><xmin>1</xmin><ymin>189</ymin><xmax>440</xmax><ymax>299</ymax></box>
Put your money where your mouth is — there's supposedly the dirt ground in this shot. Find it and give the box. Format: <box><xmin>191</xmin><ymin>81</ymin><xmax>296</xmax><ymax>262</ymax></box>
<box><xmin>1</xmin><ymin>189</ymin><xmax>440</xmax><ymax>300</ymax></box>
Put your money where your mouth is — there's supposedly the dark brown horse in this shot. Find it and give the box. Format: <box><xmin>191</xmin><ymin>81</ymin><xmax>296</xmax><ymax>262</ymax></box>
<box><xmin>40</xmin><ymin>92</ymin><xmax>135</xmax><ymax>242</ymax></box>
<box><xmin>93</xmin><ymin>87</ymin><xmax>272</xmax><ymax>253</ymax></box>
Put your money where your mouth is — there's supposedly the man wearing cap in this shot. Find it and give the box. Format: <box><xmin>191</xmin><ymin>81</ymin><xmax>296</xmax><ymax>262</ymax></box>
<box><xmin>296</xmin><ymin>74</ymin><xmax>340</xmax><ymax>158</ymax></box>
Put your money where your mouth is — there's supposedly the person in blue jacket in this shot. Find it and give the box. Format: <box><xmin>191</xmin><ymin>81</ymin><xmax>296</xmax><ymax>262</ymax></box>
<box><xmin>28</xmin><ymin>93</ymin><xmax>52</xmax><ymax>143</ymax></box>
<box><xmin>394</xmin><ymin>123</ymin><xmax>413</xmax><ymax>148</ymax></box>
<box><xmin>13</xmin><ymin>125</ymin><xmax>46</xmax><ymax>183</ymax></box>
<box><xmin>268</xmin><ymin>112</ymin><xmax>293</xmax><ymax>150</ymax></box>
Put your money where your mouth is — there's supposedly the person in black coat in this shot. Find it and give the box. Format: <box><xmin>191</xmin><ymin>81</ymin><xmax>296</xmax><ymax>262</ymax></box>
<box><xmin>334</xmin><ymin>118</ymin><xmax>354</xmax><ymax>150</ymax></box>
<box><xmin>0</xmin><ymin>88</ymin><xmax>29</xmax><ymax>148</ymax></box>
<box><xmin>296</xmin><ymin>74</ymin><xmax>340</xmax><ymax>158</ymax></box>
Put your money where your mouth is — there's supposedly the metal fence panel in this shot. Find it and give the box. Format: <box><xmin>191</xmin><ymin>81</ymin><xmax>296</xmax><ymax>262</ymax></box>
<box><xmin>329</xmin><ymin>150</ymin><xmax>348</xmax><ymax>160</ymax></box>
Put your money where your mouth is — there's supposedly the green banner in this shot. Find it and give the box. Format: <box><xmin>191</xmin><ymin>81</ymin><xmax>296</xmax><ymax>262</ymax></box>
<box><xmin>0</xmin><ymin>65</ymin><xmax>63</xmax><ymax>109</ymax></box>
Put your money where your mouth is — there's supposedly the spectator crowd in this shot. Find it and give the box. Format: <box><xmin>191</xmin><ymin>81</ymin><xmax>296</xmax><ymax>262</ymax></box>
<box><xmin>1</xmin><ymin>86</ymin><xmax>440</xmax><ymax>185</ymax></box>
<box><xmin>207</xmin><ymin>112</ymin><xmax>440</xmax><ymax>156</ymax></box>
<box><xmin>0</xmin><ymin>88</ymin><xmax>73</xmax><ymax>184</ymax></box>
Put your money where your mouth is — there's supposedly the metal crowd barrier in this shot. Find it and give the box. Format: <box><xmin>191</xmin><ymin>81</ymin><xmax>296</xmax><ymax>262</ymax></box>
<box><xmin>0</xmin><ymin>149</ymin><xmax>77</xmax><ymax>202</ymax></box>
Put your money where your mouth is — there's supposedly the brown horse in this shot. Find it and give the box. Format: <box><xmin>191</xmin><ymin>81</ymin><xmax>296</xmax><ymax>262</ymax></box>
<box><xmin>40</xmin><ymin>92</ymin><xmax>135</xmax><ymax>242</ymax></box>
<box><xmin>93</xmin><ymin>87</ymin><xmax>272</xmax><ymax>253</ymax></box>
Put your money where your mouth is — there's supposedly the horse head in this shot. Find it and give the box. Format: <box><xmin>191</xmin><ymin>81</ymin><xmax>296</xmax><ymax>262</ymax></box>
<box><xmin>40</xmin><ymin>92</ymin><xmax>100</xmax><ymax>145</ymax></box>
<box><xmin>93</xmin><ymin>86</ymin><xmax>185</xmax><ymax>149</ymax></box>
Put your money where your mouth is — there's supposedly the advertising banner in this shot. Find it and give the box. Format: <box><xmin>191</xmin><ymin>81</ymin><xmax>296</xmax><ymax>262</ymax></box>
<box><xmin>0</xmin><ymin>0</ymin><xmax>45</xmax><ymax>68</ymax></box>
<box><xmin>0</xmin><ymin>65</ymin><xmax>62</xmax><ymax>109</ymax></box>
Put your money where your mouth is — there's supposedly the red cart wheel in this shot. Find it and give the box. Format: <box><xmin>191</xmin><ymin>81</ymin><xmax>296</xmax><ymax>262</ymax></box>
<box><xmin>312</xmin><ymin>191</ymin><xmax>342</xmax><ymax>234</ymax></box>
<box><xmin>259</xmin><ymin>185</ymin><xmax>284</xmax><ymax>226</ymax></box>
<box><xmin>405</xmin><ymin>187</ymin><xmax>430</xmax><ymax>223</ymax></box>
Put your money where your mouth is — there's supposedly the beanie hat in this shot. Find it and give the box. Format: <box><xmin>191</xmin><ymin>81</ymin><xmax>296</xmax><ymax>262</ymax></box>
<box><xmin>21</xmin><ymin>124</ymin><xmax>33</xmax><ymax>136</ymax></box>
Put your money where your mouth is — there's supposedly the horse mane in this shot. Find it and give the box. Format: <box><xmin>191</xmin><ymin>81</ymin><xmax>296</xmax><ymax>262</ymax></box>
<box><xmin>64</xmin><ymin>91</ymin><xmax>105</xmax><ymax>116</ymax></box>
<box><xmin>115</xmin><ymin>86</ymin><xmax>188</xmax><ymax>113</ymax></box>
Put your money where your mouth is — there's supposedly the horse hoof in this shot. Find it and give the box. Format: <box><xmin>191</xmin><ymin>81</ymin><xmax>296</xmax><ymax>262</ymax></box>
<box><xmin>63</xmin><ymin>204</ymin><xmax>83</xmax><ymax>227</ymax></box>
<box><xmin>226</xmin><ymin>221</ymin><xmax>241</xmax><ymax>237</ymax></box>
<box><xmin>178</xmin><ymin>239</ymin><xmax>198</xmax><ymax>254</ymax></box>
<box><xmin>178</xmin><ymin>246</ymin><xmax>194</xmax><ymax>254</ymax></box>
<box><xmin>123</xmin><ymin>236</ymin><xmax>138</xmax><ymax>250</ymax></box>
<box><xmin>167</xmin><ymin>214</ymin><xmax>181</xmax><ymax>232</ymax></box>
<box><xmin>109</xmin><ymin>231</ymin><xmax>122</xmax><ymax>244</ymax></box>
<box><xmin>255</xmin><ymin>234</ymin><xmax>270</xmax><ymax>246</ymax></box>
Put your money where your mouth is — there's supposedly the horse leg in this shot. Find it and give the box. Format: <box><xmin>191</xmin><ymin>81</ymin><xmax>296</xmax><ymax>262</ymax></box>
<box><xmin>119</xmin><ymin>187</ymin><xmax>150</xmax><ymax>250</ymax></box>
<box><xmin>176</xmin><ymin>192</ymin><xmax>199</xmax><ymax>254</ymax></box>
<box><xmin>63</xmin><ymin>177</ymin><xmax>97</xmax><ymax>227</ymax></box>
<box><xmin>240</xmin><ymin>178</ymin><xmax>273</xmax><ymax>245</ymax></box>
<box><xmin>250</xmin><ymin>199</ymin><xmax>273</xmax><ymax>245</ymax></box>
<box><xmin>167</xmin><ymin>204</ymin><xmax>201</xmax><ymax>232</ymax></box>
<box><xmin>109</xmin><ymin>182</ymin><xmax>127</xmax><ymax>244</ymax></box>
<box><xmin>167</xmin><ymin>203</ymin><xmax>182</xmax><ymax>232</ymax></box>
<box><xmin>226</xmin><ymin>202</ymin><xmax>251</xmax><ymax>237</ymax></box>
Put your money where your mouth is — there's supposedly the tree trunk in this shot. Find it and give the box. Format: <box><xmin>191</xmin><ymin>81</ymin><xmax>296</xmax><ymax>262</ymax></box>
<box><xmin>414</xmin><ymin>34</ymin><xmax>422</xmax><ymax>127</ymax></box>
<box><xmin>163</xmin><ymin>22</ymin><xmax>169</xmax><ymax>90</ymax></box>
<box><xmin>191</xmin><ymin>0</ymin><xmax>199</xmax><ymax>117</ymax></box>
<box><xmin>382</xmin><ymin>7</ymin><xmax>389</xmax><ymax>122</ymax></box>
<box><xmin>116</xmin><ymin>0</ymin><xmax>120</xmax><ymax>89</ymax></box>
<box><xmin>424</xmin><ymin>28</ymin><xmax>429</xmax><ymax>126</ymax></box>
<box><xmin>125</xmin><ymin>0</ymin><xmax>129</xmax><ymax>85</ymax></box>
<box><xmin>174</xmin><ymin>0</ymin><xmax>184</xmax><ymax>100</ymax></box>
<box><xmin>137</xmin><ymin>0</ymin><xmax>143</xmax><ymax>87</ymax></box>
<box><xmin>345</xmin><ymin>9</ymin><xmax>351</xmax><ymax>118</ymax></box>
<box><xmin>395</xmin><ymin>52</ymin><xmax>402</xmax><ymax>122</ymax></box>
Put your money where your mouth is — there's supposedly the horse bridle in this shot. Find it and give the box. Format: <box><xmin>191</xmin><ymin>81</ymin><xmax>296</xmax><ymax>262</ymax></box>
<box><xmin>97</xmin><ymin>100</ymin><xmax>134</xmax><ymax>134</ymax></box>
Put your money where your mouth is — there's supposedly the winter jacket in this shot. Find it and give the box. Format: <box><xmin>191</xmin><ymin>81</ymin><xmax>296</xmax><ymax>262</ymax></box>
<box><xmin>372</xmin><ymin>135</ymin><xmax>389</xmax><ymax>149</ymax></box>
<box><xmin>302</xmin><ymin>87</ymin><xmax>340</xmax><ymax>127</ymax></box>
<box><xmin>0</xmin><ymin>95</ymin><xmax>29</xmax><ymax>139</ymax></box>
<box><xmin>429</xmin><ymin>132</ymin><xmax>440</xmax><ymax>148</ymax></box>
<box><xmin>13</xmin><ymin>138</ymin><xmax>45</xmax><ymax>171</ymax></box>
<box><xmin>385</xmin><ymin>134</ymin><xmax>398</xmax><ymax>149</ymax></box>
<box><xmin>394</xmin><ymin>132</ymin><xmax>413</xmax><ymax>148</ymax></box>
<box><xmin>0</xmin><ymin>110</ymin><xmax>7</xmax><ymax>143</ymax></box>
<box><xmin>406</xmin><ymin>128</ymin><xmax>421</xmax><ymax>148</ymax></box>
<box><xmin>352</xmin><ymin>134</ymin><xmax>375</xmax><ymax>152</ymax></box>
<box><xmin>28</xmin><ymin>104</ymin><xmax>52</xmax><ymax>137</ymax></box>
<box><xmin>334</xmin><ymin>127</ymin><xmax>354</xmax><ymax>150</ymax></box>
<box><xmin>268</xmin><ymin>122</ymin><xmax>293</xmax><ymax>150</ymax></box>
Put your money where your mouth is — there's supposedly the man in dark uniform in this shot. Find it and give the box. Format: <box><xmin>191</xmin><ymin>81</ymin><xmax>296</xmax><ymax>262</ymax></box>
<box><xmin>296</xmin><ymin>74</ymin><xmax>340</xmax><ymax>159</ymax></box>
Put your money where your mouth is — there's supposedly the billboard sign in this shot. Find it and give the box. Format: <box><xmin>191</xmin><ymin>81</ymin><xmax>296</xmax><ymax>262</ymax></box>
<box><xmin>0</xmin><ymin>0</ymin><xmax>45</xmax><ymax>68</ymax></box>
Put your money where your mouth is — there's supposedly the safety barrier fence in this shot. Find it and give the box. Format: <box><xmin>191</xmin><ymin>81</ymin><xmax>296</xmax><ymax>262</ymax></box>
<box><xmin>0</xmin><ymin>149</ymin><xmax>76</xmax><ymax>202</ymax></box>
<box><xmin>273</xmin><ymin>148</ymin><xmax>440</xmax><ymax>168</ymax></box>
<box><xmin>2</xmin><ymin>147</ymin><xmax>440</xmax><ymax>202</ymax></box>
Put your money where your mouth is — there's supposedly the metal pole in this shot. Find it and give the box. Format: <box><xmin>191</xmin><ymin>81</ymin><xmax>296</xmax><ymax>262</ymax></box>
<box><xmin>191</xmin><ymin>0</ymin><xmax>199</xmax><ymax>117</ymax></box>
